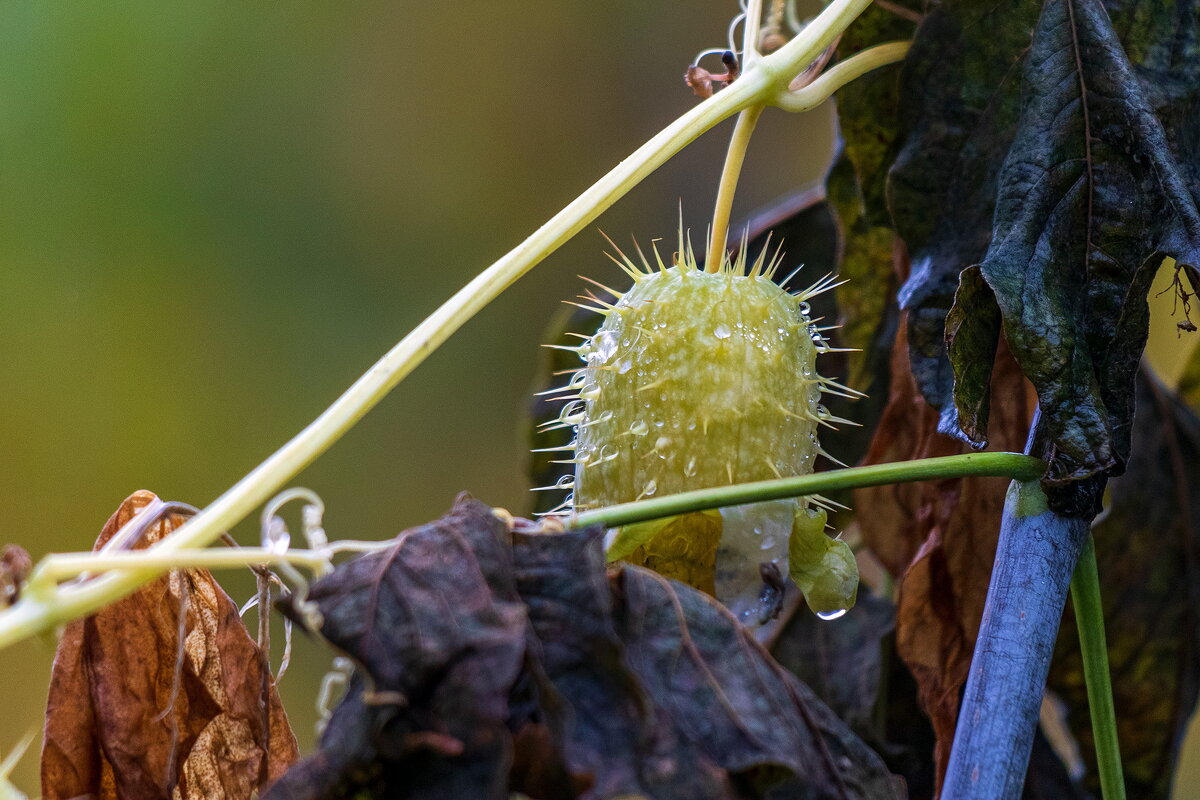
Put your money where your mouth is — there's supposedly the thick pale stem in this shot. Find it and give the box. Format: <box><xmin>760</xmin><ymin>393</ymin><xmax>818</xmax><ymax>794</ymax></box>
<box><xmin>1071</xmin><ymin>532</ymin><xmax>1126</xmax><ymax>799</ymax></box>
<box><xmin>0</xmin><ymin>0</ymin><xmax>875</xmax><ymax>651</ymax></box>
<box><xmin>944</xmin><ymin>480</ymin><xmax>1090</xmax><ymax>799</ymax></box>
<box><xmin>706</xmin><ymin>105</ymin><xmax>765</xmax><ymax>271</ymax></box>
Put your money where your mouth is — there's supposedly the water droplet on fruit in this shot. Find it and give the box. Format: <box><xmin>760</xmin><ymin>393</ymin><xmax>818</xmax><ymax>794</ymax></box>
<box><xmin>642</xmin><ymin>479</ymin><xmax>657</xmax><ymax>496</ymax></box>
<box><xmin>617</xmin><ymin>359</ymin><xmax>633</xmax><ymax>374</ymax></box>
<box><xmin>591</xmin><ymin>330</ymin><xmax>617</xmax><ymax>363</ymax></box>
<box><xmin>714</xmin><ymin>323</ymin><xmax>731</xmax><ymax>339</ymax></box>
<box><xmin>817</xmin><ymin>609</ymin><xmax>848</xmax><ymax>621</ymax></box>
<box><xmin>629</xmin><ymin>420</ymin><xmax>649</xmax><ymax>436</ymax></box>
<box><xmin>684</xmin><ymin>457</ymin><xmax>698</xmax><ymax>476</ymax></box>
<box><xmin>760</xmin><ymin>535</ymin><xmax>776</xmax><ymax>550</ymax></box>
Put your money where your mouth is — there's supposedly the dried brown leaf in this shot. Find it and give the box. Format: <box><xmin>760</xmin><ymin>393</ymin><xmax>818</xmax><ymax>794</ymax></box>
<box><xmin>269</xmin><ymin>496</ymin><xmax>902</xmax><ymax>799</ymax></box>
<box><xmin>41</xmin><ymin>491</ymin><xmax>298</xmax><ymax>800</ymax></box>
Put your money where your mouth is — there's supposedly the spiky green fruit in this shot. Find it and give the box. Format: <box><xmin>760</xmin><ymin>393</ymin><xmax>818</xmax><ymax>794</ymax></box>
<box><xmin>552</xmin><ymin>237</ymin><xmax>859</xmax><ymax>624</ymax></box>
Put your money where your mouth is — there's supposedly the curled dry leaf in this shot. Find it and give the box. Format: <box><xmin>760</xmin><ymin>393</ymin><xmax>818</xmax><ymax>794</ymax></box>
<box><xmin>269</xmin><ymin>495</ymin><xmax>903</xmax><ymax>800</ymax></box>
<box><xmin>41</xmin><ymin>490</ymin><xmax>298</xmax><ymax>800</ymax></box>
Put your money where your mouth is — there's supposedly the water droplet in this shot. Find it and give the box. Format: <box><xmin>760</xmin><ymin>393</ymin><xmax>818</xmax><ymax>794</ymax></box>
<box><xmin>798</xmin><ymin>301</ymin><xmax>811</xmax><ymax>315</ymax></box>
<box><xmin>684</xmin><ymin>457</ymin><xmax>698</xmax><ymax>476</ymax></box>
<box><xmin>598</xmin><ymin>445</ymin><xmax>619</xmax><ymax>463</ymax></box>
<box><xmin>617</xmin><ymin>359</ymin><xmax>633</xmax><ymax>374</ymax></box>
<box><xmin>629</xmin><ymin>420</ymin><xmax>649</xmax><ymax>436</ymax></box>
<box><xmin>760</xmin><ymin>535</ymin><xmax>776</xmax><ymax>550</ymax></box>
<box><xmin>713</xmin><ymin>323</ymin><xmax>731</xmax><ymax>339</ymax></box>
<box><xmin>817</xmin><ymin>609</ymin><xmax>848</xmax><ymax>621</ymax></box>
<box><xmin>655</xmin><ymin>436</ymin><xmax>671</xmax><ymax>450</ymax></box>
<box><xmin>654</xmin><ymin>419</ymin><xmax>665</xmax><ymax>427</ymax></box>
<box><xmin>591</xmin><ymin>330</ymin><xmax>617</xmax><ymax>363</ymax></box>
<box><xmin>642</xmin><ymin>479</ymin><xmax>658</xmax><ymax>496</ymax></box>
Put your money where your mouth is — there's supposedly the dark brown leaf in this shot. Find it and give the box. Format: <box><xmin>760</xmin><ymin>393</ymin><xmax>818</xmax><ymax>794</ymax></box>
<box><xmin>513</xmin><ymin>527</ymin><xmax>733</xmax><ymax>799</ymax></box>
<box><xmin>41</xmin><ymin>491</ymin><xmax>298</xmax><ymax>800</ymax></box>
<box><xmin>268</xmin><ymin>494</ymin><xmax>529</xmax><ymax>800</ymax></box>
<box><xmin>271</xmin><ymin>497</ymin><xmax>903</xmax><ymax>799</ymax></box>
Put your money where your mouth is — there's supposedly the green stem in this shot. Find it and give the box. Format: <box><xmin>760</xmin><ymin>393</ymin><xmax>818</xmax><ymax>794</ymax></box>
<box><xmin>1070</xmin><ymin>531</ymin><xmax>1126</xmax><ymax>799</ymax></box>
<box><xmin>570</xmin><ymin>452</ymin><xmax>1044</xmax><ymax>529</ymax></box>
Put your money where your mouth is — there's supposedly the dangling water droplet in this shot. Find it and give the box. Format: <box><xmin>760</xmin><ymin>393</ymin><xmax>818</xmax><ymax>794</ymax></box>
<box><xmin>760</xmin><ymin>535</ymin><xmax>777</xmax><ymax>550</ymax></box>
<box><xmin>817</xmin><ymin>609</ymin><xmax>848</xmax><ymax>621</ymax></box>
<box><xmin>798</xmin><ymin>301</ymin><xmax>811</xmax><ymax>315</ymax></box>
<box><xmin>629</xmin><ymin>420</ymin><xmax>649</xmax><ymax>436</ymax></box>
<box><xmin>713</xmin><ymin>323</ymin><xmax>731</xmax><ymax>339</ymax></box>
<box><xmin>642</xmin><ymin>479</ymin><xmax>657</xmax><ymax>496</ymax></box>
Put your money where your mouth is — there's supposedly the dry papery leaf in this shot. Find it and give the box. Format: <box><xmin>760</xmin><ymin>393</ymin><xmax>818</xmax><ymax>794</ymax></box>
<box><xmin>855</xmin><ymin>321</ymin><xmax>1032</xmax><ymax>791</ymax></box>
<box><xmin>269</xmin><ymin>494</ymin><xmax>903</xmax><ymax>800</ymax></box>
<box><xmin>41</xmin><ymin>490</ymin><xmax>297</xmax><ymax>800</ymax></box>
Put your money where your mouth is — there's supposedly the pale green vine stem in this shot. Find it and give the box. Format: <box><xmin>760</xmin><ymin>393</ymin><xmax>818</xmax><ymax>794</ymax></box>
<box><xmin>0</xmin><ymin>0</ymin><xmax>885</xmax><ymax>651</ymax></box>
<box><xmin>706</xmin><ymin>0</ymin><xmax>768</xmax><ymax>270</ymax></box>
<box><xmin>771</xmin><ymin>41</ymin><xmax>911</xmax><ymax>112</ymax></box>
<box><xmin>706</xmin><ymin>105</ymin><xmax>765</xmax><ymax>270</ymax></box>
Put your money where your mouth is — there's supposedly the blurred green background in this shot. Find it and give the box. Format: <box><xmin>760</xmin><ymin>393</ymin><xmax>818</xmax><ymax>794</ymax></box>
<box><xmin>0</xmin><ymin>2</ymin><xmax>837</xmax><ymax>790</ymax></box>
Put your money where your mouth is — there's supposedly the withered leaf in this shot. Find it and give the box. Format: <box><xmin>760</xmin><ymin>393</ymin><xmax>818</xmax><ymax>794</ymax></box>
<box><xmin>513</xmin><ymin>527</ymin><xmax>731</xmax><ymax>799</ymax></box>
<box><xmin>272</xmin><ymin>496</ymin><xmax>902</xmax><ymax>799</ymax></box>
<box><xmin>522</xmin><ymin>526</ymin><xmax>905</xmax><ymax>800</ymax></box>
<box><xmin>41</xmin><ymin>491</ymin><xmax>298</xmax><ymax>800</ymax></box>
<box><xmin>891</xmin><ymin>0</ymin><xmax>1200</xmax><ymax>514</ymax></box>
<box><xmin>1049</xmin><ymin>370</ymin><xmax>1200</xmax><ymax>798</ymax></box>
<box><xmin>267</xmin><ymin>494</ymin><xmax>530</xmax><ymax>800</ymax></box>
